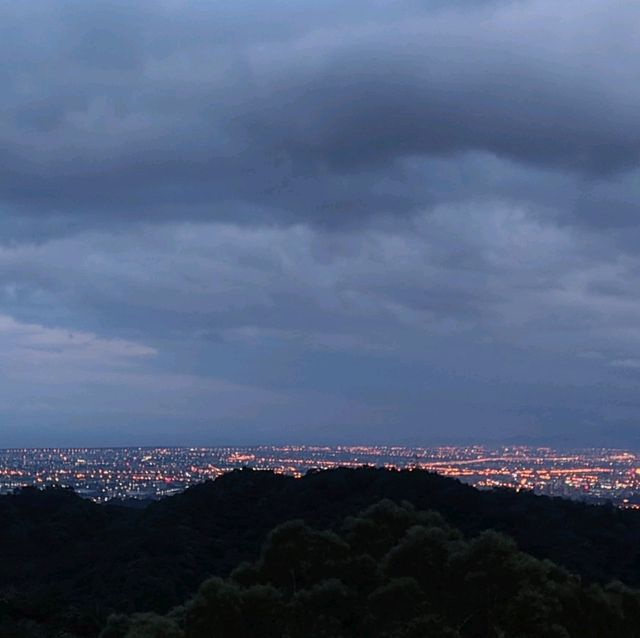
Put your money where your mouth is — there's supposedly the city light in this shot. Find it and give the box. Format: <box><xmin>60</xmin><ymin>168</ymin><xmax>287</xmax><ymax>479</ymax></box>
<box><xmin>2</xmin><ymin>446</ymin><xmax>640</xmax><ymax>506</ymax></box>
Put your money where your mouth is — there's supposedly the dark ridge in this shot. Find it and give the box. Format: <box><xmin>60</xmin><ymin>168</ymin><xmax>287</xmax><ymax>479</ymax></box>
<box><xmin>1</xmin><ymin>467</ymin><xmax>640</xmax><ymax>636</ymax></box>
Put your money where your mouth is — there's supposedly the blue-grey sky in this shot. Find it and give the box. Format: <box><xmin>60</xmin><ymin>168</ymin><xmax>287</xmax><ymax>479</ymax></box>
<box><xmin>2</xmin><ymin>0</ymin><xmax>640</xmax><ymax>446</ymax></box>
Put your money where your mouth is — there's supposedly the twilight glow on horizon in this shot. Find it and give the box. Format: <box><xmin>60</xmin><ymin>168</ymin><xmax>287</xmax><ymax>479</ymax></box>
<box><xmin>2</xmin><ymin>1</ymin><xmax>640</xmax><ymax>447</ymax></box>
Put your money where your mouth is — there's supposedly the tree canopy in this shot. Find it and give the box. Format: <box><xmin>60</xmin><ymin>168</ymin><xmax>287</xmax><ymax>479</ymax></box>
<box><xmin>3</xmin><ymin>468</ymin><xmax>640</xmax><ymax>636</ymax></box>
<box><xmin>102</xmin><ymin>500</ymin><xmax>640</xmax><ymax>638</ymax></box>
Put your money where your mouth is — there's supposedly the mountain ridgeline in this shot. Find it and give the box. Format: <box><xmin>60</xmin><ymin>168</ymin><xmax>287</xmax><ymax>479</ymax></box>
<box><xmin>2</xmin><ymin>467</ymin><xmax>640</xmax><ymax>636</ymax></box>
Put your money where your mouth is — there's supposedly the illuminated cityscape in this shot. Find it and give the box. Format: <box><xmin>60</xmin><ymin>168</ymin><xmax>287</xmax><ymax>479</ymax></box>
<box><xmin>2</xmin><ymin>446</ymin><xmax>640</xmax><ymax>506</ymax></box>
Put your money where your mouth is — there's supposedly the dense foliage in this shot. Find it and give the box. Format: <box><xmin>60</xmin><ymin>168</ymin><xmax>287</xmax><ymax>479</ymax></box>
<box><xmin>102</xmin><ymin>500</ymin><xmax>640</xmax><ymax>638</ymax></box>
<box><xmin>3</xmin><ymin>467</ymin><xmax>640</xmax><ymax>635</ymax></box>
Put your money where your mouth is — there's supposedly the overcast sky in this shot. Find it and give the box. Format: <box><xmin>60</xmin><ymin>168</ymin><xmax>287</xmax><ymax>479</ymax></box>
<box><xmin>2</xmin><ymin>0</ymin><xmax>640</xmax><ymax>447</ymax></box>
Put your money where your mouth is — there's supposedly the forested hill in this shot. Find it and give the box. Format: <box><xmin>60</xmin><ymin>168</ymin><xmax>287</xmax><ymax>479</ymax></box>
<box><xmin>2</xmin><ymin>467</ymin><xmax>640</xmax><ymax>636</ymax></box>
<box><xmin>103</xmin><ymin>500</ymin><xmax>640</xmax><ymax>638</ymax></box>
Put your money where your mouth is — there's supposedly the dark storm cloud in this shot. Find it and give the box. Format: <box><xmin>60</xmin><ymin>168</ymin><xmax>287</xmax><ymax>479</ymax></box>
<box><xmin>0</xmin><ymin>0</ymin><xmax>639</xmax><ymax>233</ymax></box>
<box><xmin>3</xmin><ymin>0</ymin><xmax>640</xmax><ymax>445</ymax></box>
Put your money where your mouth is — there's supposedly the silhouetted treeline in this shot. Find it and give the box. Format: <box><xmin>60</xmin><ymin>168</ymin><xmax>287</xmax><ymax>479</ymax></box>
<box><xmin>101</xmin><ymin>500</ymin><xmax>640</xmax><ymax>638</ymax></box>
<box><xmin>3</xmin><ymin>467</ymin><xmax>640</xmax><ymax>636</ymax></box>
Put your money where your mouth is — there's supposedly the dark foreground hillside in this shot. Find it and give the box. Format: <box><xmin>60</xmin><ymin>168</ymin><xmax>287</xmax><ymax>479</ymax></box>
<box><xmin>2</xmin><ymin>467</ymin><xmax>640</xmax><ymax>636</ymax></box>
<box><xmin>102</xmin><ymin>500</ymin><xmax>640</xmax><ymax>638</ymax></box>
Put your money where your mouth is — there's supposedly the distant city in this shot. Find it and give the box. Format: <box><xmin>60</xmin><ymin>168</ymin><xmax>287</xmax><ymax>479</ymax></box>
<box><xmin>2</xmin><ymin>445</ymin><xmax>640</xmax><ymax>506</ymax></box>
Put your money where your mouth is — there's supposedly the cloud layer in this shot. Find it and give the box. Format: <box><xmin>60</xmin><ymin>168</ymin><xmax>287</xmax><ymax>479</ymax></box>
<box><xmin>2</xmin><ymin>0</ymin><xmax>640</xmax><ymax>445</ymax></box>
<box><xmin>2</xmin><ymin>0</ymin><xmax>640</xmax><ymax>231</ymax></box>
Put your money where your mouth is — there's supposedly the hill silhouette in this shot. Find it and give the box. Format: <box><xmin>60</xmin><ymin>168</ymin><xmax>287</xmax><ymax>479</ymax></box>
<box><xmin>103</xmin><ymin>500</ymin><xmax>640</xmax><ymax>638</ymax></box>
<box><xmin>2</xmin><ymin>467</ymin><xmax>640</xmax><ymax>636</ymax></box>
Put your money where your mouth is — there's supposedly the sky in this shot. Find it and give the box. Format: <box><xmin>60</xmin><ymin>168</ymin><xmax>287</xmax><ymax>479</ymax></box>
<box><xmin>2</xmin><ymin>0</ymin><xmax>640</xmax><ymax>447</ymax></box>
